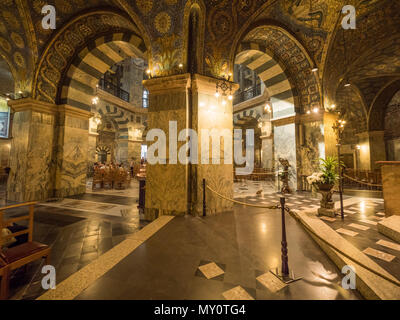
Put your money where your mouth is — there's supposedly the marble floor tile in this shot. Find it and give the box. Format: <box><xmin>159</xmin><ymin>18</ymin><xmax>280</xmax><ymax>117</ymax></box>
<box><xmin>256</xmin><ymin>272</ymin><xmax>287</xmax><ymax>293</ymax></box>
<box><xmin>363</xmin><ymin>248</ymin><xmax>396</xmax><ymax>262</ymax></box>
<box><xmin>360</xmin><ymin>219</ymin><xmax>378</xmax><ymax>226</ymax></box>
<box><xmin>198</xmin><ymin>262</ymin><xmax>225</xmax><ymax>280</ymax></box>
<box><xmin>336</xmin><ymin>228</ymin><xmax>359</xmax><ymax>237</ymax></box>
<box><xmin>222</xmin><ymin>286</ymin><xmax>254</xmax><ymax>300</ymax></box>
<box><xmin>376</xmin><ymin>240</ymin><xmax>400</xmax><ymax>252</ymax></box>
<box><xmin>320</xmin><ymin>217</ymin><xmax>336</xmax><ymax>222</ymax></box>
<box><xmin>348</xmin><ymin>223</ymin><xmax>370</xmax><ymax>231</ymax></box>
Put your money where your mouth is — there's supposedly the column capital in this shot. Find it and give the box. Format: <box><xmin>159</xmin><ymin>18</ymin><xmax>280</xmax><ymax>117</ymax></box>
<box><xmin>8</xmin><ymin>98</ymin><xmax>56</xmax><ymax>114</ymax></box>
<box><xmin>8</xmin><ymin>98</ymin><xmax>93</xmax><ymax>120</ymax></box>
<box><xmin>191</xmin><ymin>74</ymin><xmax>239</xmax><ymax>95</ymax></box>
<box><xmin>57</xmin><ymin>104</ymin><xmax>93</xmax><ymax>120</ymax></box>
<box><xmin>143</xmin><ymin>73</ymin><xmax>191</xmax><ymax>95</ymax></box>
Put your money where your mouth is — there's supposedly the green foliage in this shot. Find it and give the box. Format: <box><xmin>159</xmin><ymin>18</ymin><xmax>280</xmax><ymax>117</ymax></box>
<box><xmin>319</xmin><ymin>157</ymin><xmax>339</xmax><ymax>185</ymax></box>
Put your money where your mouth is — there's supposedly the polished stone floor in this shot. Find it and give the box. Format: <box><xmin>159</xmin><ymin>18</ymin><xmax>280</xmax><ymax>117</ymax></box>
<box><xmin>1</xmin><ymin>182</ymin><xmax>146</xmax><ymax>300</ymax></box>
<box><xmin>317</xmin><ymin>198</ymin><xmax>400</xmax><ymax>281</ymax></box>
<box><xmin>75</xmin><ymin>204</ymin><xmax>361</xmax><ymax>300</ymax></box>
<box><xmin>1</xmin><ymin>179</ymin><xmax>391</xmax><ymax>300</ymax></box>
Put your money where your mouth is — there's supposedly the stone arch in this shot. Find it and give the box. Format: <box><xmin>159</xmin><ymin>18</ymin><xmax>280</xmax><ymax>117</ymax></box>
<box><xmin>235</xmin><ymin>45</ymin><xmax>296</xmax><ymax>119</ymax></box>
<box><xmin>32</xmin><ymin>9</ymin><xmax>149</xmax><ymax>107</ymax></box>
<box><xmin>233</xmin><ymin>24</ymin><xmax>321</xmax><ymax>115</ymax></box>
<box><xmin>60</xmin><ymin>33</ymin><xmax>147</xmax><ymax>111</ymax></box>
<box><xmin>335</xmin><ymin>83</ymin><xmax>368</xmax><ymax>144</ymax></box>
<box><xmin>96</xmin><ymin>104</ymin><xmax>130</xmax><ymax>140</ymax></box>
<box><xmin>368</xmin><ymin>79</ymin><xmax>400</xmax><ymax>131</ymax></box>
<box><xmin>234</xmin><ymin>105</ymin><xmax>264</xmax><ymax>124</ymax></box>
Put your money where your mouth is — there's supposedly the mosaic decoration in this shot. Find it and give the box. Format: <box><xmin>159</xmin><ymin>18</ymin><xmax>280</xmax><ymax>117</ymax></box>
<box><xmin>32</xmin><ymin>11</ymin><xmax>142</xmax><ymax>104</ymax></box>
<box><xmin>154</xmin><ymin>12</ymin><xmax>172</xmax><ymax>34</ymax></box>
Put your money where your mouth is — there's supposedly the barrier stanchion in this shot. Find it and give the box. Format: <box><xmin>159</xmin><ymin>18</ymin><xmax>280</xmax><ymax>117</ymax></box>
<box><xmin>270</xmin><ymin>196</ymin><xmax>302</xmax><ymax>284</ymax></box>
<box><xmin>204</xmin><ymin>185</ymin><xmax>400</xmax><ymax>288</ymax></box>
<box><xmin>203</xmin><ymin>179</ymin><xmax>206</xmax><ymax>217</ymax></box>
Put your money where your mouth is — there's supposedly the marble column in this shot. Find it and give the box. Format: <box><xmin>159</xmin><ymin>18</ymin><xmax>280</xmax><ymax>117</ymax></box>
<box><xmin>54</xmin><ymin>105</ymin><xmax>91</xmax><ymax>198</ymax></box>
<box><xmin>7</xmin><ymin>99</ymin><xmax>56</xmax><ymax>202</ymax></box>
<box><xmin>323</xmin><ymin>112</ymin><xmax>338</xmax><ymax>158</ymax></box>
<box><xmin>271</xmin><ymin>116</ymin><xmax>298</xmax><ymax>191</ymax></box>
<box><xmin>357</xmin><ymin>131</ymin><xmax>386</xmax><ymax>171</ymax></box>
<box><xmin>143</xmin><ymin>74</ymin><xmax>191</xmax><ymax>220</ymax></box>
<box><xmin>191</xmin><ymin>74</ymin><xmax>238</xmax><ymax>216</ymax></box>
<box><xmin>7</xmin><ymin>99</ymin><xmax>92</xmax><ymax>202</ymax></box>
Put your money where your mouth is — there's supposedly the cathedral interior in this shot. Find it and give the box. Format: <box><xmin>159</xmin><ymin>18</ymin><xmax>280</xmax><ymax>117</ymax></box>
<box><xmin>1</xmin><ymin>0</ymin><xmax>400</xmax><ymax>303</ymax></box>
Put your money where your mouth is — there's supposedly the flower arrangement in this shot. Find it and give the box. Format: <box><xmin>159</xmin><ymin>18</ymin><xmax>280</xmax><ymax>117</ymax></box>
<box><xmin>307</xmin><ymin>157</ymin><xmax>340</xmax><ymax>190</ymax></box>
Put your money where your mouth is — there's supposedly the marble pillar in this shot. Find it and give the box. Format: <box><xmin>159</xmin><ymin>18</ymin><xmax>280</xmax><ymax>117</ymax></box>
<box><xmin>143</xmin><ymin>74</ymin><xmax>191</xmax><ymax>220</ymax></box>
<box><xmin>323</xmin><ymin>112</ymin><xmax>338</xmax><ymax>158</ymax></box>
<box><xmin>54</xmin><ymin>105</ymin><xmax>91</xmax><ymax>198</ymax></box>
<box><xmin>377</xmin><ymin>161</ymin><xmax>400</xmax><ymax>217</ymax></box>
<box><xmin>357</xmin><ymin>131</ymin><xmax>386</xmax><ymax>171</ymax></box>
<box><xmin>143</xmin><ymin>74</ymin><xmax>238</xmax><ymax>220</ymax></box>
<box><xmin>7</xmin><ymin>99</ymin><xmax>92</xmax><ymax>202</ymax></box>
<box><xmin>191</xmin><ymin>74</ymin><xmax>238</xmax><ymax>216</ymax></box>
<box><xmin>7</xmin><ymin>99</ymin><xmax>56</xmax><ymax>202</ymax></box>
<box><xmin>272</xmin><ymin>116</ymin><xmax>298</xmax><ymax>191</ymax></box>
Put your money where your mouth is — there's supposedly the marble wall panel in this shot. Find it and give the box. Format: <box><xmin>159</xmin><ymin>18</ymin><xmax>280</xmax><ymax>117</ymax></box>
<box><xmin>273</xmin><ymin>123</ymin><xmax>297</xmax><ymax>190</ymax></box>
<box><xmin>54</xmin><ymin>115</ymin><xmax>89</xmax><ymax>198</ymax></box>
<box><xmin>7</xmin><ymin>110</ymin><xmax>55</xmax><ymax>202</ymax></box>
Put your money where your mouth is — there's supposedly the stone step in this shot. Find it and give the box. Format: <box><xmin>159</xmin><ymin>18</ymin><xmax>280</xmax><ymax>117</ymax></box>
<box><xmin>378</xmin><ymin>216</ymin><xmax>400</xmax><ymax>243</ymax></box>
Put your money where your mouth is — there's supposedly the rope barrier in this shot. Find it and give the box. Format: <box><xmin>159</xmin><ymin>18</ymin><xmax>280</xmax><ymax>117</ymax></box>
<box><xmin>206</xmin><ymin>185</ymin><xmax>280</xmax><ymax>209</ymax></box>
<box><xmin>343</xmin><ymin>174</ymin><xmax>383</xmax><ymax>188</ymax></box>
<box><xmin>205</xmin><ymin>184</ymin><xmax>400</xmax><ymax>288</ymax></box>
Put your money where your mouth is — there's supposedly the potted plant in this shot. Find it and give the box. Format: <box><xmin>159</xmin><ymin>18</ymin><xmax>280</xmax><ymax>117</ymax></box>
<box><xmin>307</xmin><ymin>157</ymin><xmax>340</xmax><ymax>217</ymax></box>
<box><xmin>307</xmin><ymin>157</ymin><xmax>339</xmax><ymax>192</ymax></box>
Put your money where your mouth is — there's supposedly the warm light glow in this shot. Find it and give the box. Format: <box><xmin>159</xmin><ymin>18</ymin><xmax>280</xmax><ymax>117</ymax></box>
<box><xmin>330</xmin><ymin>104</ymin><xmax>336</xmax><ymax>110</ymax></box>
<box><xmin>146</xmin><ymin>69</ymin><xmax>151</xmax><ymax>75</ymax></box>
<box><xmin>312</xmin><ymin>67</ymin><xmax>319</xmax><ymax>72</ymax></box>
<box><xmin>222</xmin><ymin>99</ymin><xmax>227</xmax><ymax>106</ymax></box>
<box><xmin>199</xmin><ymin>102</ymin><xmax>205</xmax><ymax>107</ymax></box>
<box><xmin>92</xmin><ymin>97</ymin><xmax>99</xmax><ymax>105</ymax></box>
<box><xmin>307</xmin><ymin>110</ymin><xmax>311</xmax><ymax>114</ymax></box>
<box><xmin>215</xmin><ymin>92</ymin><xmax>220</xmax><ymax>98</ymax></box>
<box><xmin>264</xmin><ymin>103</ymin><xmax>272</xmax><ymax>113</ymax></box>
<box><xmin>228</xmin><ymin>95</ymin><xmax>233</xmax><ymax>101</ymax></box>
<box><xmin>179</xmin><ymin>63</ymin><xmax>183</xmax><ymax>69</ymax></box>
<box><xmin>313</xmin><ymin>107</ymin><xmax>319</xmax><ymax>113</ymax></box>
<box><xmin>344</xmin><ymin>83</ymin><xmax>351</xmax><ymax>87</ymax></box>
<box><xmin>356</xmin><ymin>145</ymin><xmax>361</xmax><ymax>150</ymax></box>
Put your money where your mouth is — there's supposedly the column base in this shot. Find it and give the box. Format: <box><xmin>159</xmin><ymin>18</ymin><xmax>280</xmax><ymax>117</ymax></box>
<box><xmin>144</xmin><ymin>207</ymin><xmax>186</xmax><ymax>221</ymax></box>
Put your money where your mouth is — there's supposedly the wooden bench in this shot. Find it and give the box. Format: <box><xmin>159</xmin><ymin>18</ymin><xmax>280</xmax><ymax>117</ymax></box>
<box><xmin>0</xmin><ymin>202</ymin><xmax>51</xmax><ymax>300</ymax></box>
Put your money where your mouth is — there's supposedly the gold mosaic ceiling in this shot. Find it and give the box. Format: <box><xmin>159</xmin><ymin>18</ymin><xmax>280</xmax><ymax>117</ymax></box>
<box><xmin>0</xmin><ymin>0</ymin><xmax>398</xmax><ymax>110</ymax></box>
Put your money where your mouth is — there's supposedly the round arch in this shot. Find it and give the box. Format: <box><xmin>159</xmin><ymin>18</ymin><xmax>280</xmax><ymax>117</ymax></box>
<box><xmin>32</xmin><ymin>9</ymin><xmax>150</xmax><ymax>107</ymax></box>
<box><xmin>232</xmin><ymin>24</ymin><xmax>321</xmax><ymax>115</ymax></box>
<box><xmin>235</xmin><ymin>44</ymin><xmax>296</xmax><ymax>118</ymax></box>
<box><xmin>368</xmin><ymin>78</ymin><xmax>400</xmax><ymax>131</ymax></box>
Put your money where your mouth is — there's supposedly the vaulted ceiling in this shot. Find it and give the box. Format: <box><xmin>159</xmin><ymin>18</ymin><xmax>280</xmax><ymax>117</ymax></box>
<box><xmin>0</xmin><ymin>0</ymin><xmax>399</xmax><ymax>123</ymax></box>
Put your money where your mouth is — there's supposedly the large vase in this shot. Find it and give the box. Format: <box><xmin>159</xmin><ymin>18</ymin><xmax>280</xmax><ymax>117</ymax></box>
<box><xmin>316</xmin><ymin>183</ymin><xmax>336</xmax><ymax>217</ymax></box>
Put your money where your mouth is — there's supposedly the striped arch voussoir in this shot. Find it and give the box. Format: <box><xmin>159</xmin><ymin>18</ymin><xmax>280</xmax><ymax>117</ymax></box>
<box><xmin>61</xmin><ymin>32</ymin><xmax>147</xmax><ymax>111</ymax></box>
